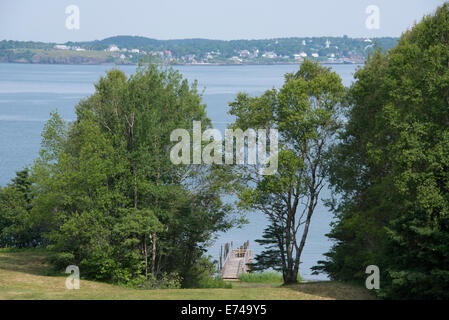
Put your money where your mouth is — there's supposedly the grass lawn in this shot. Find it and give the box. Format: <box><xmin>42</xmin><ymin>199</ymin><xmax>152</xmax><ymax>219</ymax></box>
<box><xmin>0</xmin><ymin>249</ymin><xmax>375</xmax><ymax>300</ymax></box>
<box><xmin>238</xmin><ymin>272</ymin><xmax>302</xmax><ymax>284</ymax></box>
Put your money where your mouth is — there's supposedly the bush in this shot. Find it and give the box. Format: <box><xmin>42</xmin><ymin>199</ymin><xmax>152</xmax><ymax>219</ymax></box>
<box><xmin>182</xmin><ymin>255</ymin><xmax>221</xmax><ymax>288</ymax></box>
<box><xmin>197</xmin><ymin>277</ymin><xmax>232</xmax><ymax>289</ymax></box>
<box><xmin>44</xmin><ymin>252</ymin><xmax>75</xmax><ymax>274</ymax></box>
<box><xmin>138</xmin><ymin>272</ymin><xmax>183</xmax><ymax>289</ymax></box>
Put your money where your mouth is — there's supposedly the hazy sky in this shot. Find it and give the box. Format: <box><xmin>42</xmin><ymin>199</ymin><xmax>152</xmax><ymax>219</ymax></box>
<box><xmin>0</xmin><ymin>0</ymin><xmax>446</xmax><ymax>42</ymax></box>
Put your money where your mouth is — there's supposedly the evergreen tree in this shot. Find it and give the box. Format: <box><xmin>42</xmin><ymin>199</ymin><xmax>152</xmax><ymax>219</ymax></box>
<box><xmin>0</xmin><ymin>169</ymin><xmax>42</xmax><ymax>247</ymax></box>
<box><xmin>315</xmin><ymin>3</ymin><xmax>449</xmax><ymax>299</ymax></box>
<box><xmin>250</xmin><ymin>222</ymin><xmax>284</xmax><ymax>272</ymax></box>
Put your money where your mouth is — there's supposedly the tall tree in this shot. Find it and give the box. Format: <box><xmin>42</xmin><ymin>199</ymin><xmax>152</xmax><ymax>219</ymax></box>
<box><xmin>0</xmin><ymin>169</ymin><xmax>42</xmax><ymax>248</ymax></box>
<box><xmin>30</xmin><ymin>62</ymin><xmax>237</xmax><ymax>286</ymax></box>
<box><xmin>230</xmin><ymin>60</ymin><xmax>345</xmax><ymax>283</ymax></box>
<box><xmin>316</xmin><ymin>3</ymin><xmax>449</xmax><ymax>299</ymax></box>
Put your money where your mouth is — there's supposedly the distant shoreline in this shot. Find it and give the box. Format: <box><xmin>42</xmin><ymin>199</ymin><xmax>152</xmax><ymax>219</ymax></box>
<box><xmin>0</xmin><ymin>61</ymin><xmax>364</xmax><ymax>67</ymax></box>
<box><xmin>0</xmin><ymin>35</ymin><xmax>391</xmax><ymax>67</ymax></box>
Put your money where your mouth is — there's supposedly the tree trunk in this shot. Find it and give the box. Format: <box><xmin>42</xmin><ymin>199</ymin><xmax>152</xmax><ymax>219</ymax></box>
<box><xmin>283</xmin><ymin>269</ymin><xmax>298</xmax><ymax>284</ymax></box>
<box><xmin>133</xmin><ymin>164</ymin><xmax>138</xmax><ymax>209</ymax></box>
<box><xmin>144</xmin><ymin>235</ymin><xmax>148</xmax><ymax>279</ymax></box>
<box><xmin>151</xmin><ymin>232</ymin><xmax>157</xmax><ymax>276</ymax></box>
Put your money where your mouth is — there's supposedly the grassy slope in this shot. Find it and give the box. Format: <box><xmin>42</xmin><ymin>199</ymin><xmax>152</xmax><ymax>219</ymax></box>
<box><xmin>0</xmin><ymin>249</ymin><xmax>375</xmax><ymax>300</ymax></box>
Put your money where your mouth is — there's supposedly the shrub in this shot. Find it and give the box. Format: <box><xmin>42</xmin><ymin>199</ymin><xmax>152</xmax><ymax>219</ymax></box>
<box><xmin>197</xmin><ymin>277</ymin><xmax>232</xmax><ymax>289</ymax></box>
<box><xmin>44</xmin><ymin>252</ymin><xmax>75</xmax><ymax>274</ymax></box>
<box><xmin>138</xmin><ymin>272</ymin><xmax>183</xmax><ymax>289</ymax></box>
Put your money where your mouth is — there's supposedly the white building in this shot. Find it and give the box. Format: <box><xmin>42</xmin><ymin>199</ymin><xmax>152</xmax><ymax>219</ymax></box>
<box><xmin>311</xmin><ymin>53</ymin><xmax>319</xmax><ymax>58</ymax></box>
<box><xmin>262</xmin><ymin>51</ymin><xmax>277</xmax><ymax>59</ymax></box>
<box><xmin>230</xmin><ymin>56</ymin><xmax>243</xmax><ymax>63</ymax></box>
<box><xmin>293</xmin><ymin>52</ymin><xmax>308</xmax><ymax>60</ymax></box>
<box><xmin>54</xmin><ymin>44</ymin><xmax>69</xmax><ymax>50</ymax></box>
<box><xmin>108</xmin><ymin>45</ymin><xmax>120</xmax><ymax>52</ymax></box>
<box><xmin>239</xmin><ymin>50</ymin><xmax>251</xmax><ymax>58</ymax></box>
<box><xmin>131</xmin><ymin>49</ymin><xmax>140</xmax><ymax>53</ymax></box>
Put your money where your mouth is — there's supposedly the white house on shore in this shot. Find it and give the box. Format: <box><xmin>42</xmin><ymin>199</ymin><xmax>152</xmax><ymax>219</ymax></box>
<box><xmin>54</xmin><ymin>44</ymin><xmax>69</xmax><ymax>50</ymax></box>
<box><xmin>107</xmin><ymin>45</ymin><xmax>120</xmax><ymax>52</ymax></box>
<box><xmin>230</xmin><ymin>56</ymin><xmax>243</xmax><ymax>63</ymax></box>
<box><xmin>262</xmin><ymin>51</ymin><xmax>277</xmax><ymax>59</ymax></box>
<box><xmin>294</xmin><ymin>52</ymin><xmax>308</xmax><ymax>60</ymax></box>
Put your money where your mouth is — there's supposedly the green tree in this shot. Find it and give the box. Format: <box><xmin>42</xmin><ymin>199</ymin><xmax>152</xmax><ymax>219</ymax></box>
<box><xmin>0</xmin><ymin>169</ymin><xmax>42</xmax><ymax>247</ymax></box>
<box><xmin>316</xmin><ymin>3</ymin><xmax>449</xmax><ymax>299</ymax></box>
<box><xmin>250</xmin><ymin>223</ymin><xmax>284</xmax><ymax>272</ymax></box>
<box><xmin>31</xmin><ymin>62</ymin><xmax>237</xmax><ymax>286</ymax></box>
<box><xmin>229</xmin><ymin>60</ymin><xmax>345</xmax><ymax>284</ymax></box>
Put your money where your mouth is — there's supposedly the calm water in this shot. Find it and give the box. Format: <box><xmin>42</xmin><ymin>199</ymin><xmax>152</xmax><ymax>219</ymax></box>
<box><xmin>0</xmin><ymin>62</ymin><xmax>359</xmax><ymax>280</ymax></box>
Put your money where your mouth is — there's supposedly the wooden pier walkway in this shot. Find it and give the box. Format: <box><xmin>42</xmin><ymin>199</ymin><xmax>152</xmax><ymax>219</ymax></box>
<box><xmin>222</xmin><ymin>248</ymin><xmax>253</xmax><ymax>280</ymax></box>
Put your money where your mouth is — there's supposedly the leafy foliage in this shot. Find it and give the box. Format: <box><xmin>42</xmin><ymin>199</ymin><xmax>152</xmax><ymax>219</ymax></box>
<box><xmin>230</xmin><ymin>60</ymin><xmax>345</xmax><ymax>284</ymax></box>
<box><xmin>315</xmin><ymin>3</ymin><xmax>449</xmax><ymax>299</ymax></box>
<box><xmin>1</xmin><ymin>62</ymin><xmax>237</xmax><ymax>287</ymax></box>
<box><xmin>0</xmin><ymin>169</ymin><xmax>44</xmax><ymax>248</ymax></box>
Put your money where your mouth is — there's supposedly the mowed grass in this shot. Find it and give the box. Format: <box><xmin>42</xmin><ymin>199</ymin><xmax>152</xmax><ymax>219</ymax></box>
<box><xmin>0</xmin><ymin>249</ymin><xmax>375</xmax><ymax>300</ymax></box>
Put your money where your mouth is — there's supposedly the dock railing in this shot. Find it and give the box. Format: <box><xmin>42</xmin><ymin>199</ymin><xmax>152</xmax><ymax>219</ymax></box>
<box><xmin>221</xmin><ymin>247</ymin><xmax>253</xmax><ymax>279</ymax></box>
<box><xmin>238</xmin><ymin>248</ymin><xmax>253</xmax><ymax>275</ymax></box>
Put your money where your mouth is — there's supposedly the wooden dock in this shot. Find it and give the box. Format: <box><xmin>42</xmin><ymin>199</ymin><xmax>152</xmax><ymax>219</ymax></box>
<box><xmin>222</xmin><ymin>247</ymin><xmax>253</xmax><ymax>280</ymax></box>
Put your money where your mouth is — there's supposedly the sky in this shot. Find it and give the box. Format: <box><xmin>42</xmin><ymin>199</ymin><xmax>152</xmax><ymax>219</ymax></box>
<box><xmin>0</xmin><ymin>0</ymin><xmax>446</xmax><ymax>42</ymax></box>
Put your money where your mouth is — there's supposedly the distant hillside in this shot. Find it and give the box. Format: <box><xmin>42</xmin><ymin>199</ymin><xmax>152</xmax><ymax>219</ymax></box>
<box><xmin>0</xmin><ymin>35</ymin><xmax>399</xmax><ymax>65</ymax></box>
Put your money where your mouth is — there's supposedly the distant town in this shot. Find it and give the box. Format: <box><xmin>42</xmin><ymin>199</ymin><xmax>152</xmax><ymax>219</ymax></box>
<box><xmin>0</xmin><ymin>35</ymin><xmax>399</xmax><ymax>65</ymax></box>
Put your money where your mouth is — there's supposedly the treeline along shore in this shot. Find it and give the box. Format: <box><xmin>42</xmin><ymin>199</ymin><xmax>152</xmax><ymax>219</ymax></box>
<box><xmin>0</xmin><ymin>35</ymin><xmax>397</xmax><ymax>65</ymax></box>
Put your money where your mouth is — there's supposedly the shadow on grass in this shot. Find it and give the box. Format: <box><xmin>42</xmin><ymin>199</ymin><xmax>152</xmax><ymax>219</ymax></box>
<box><xmin>284</xmin><ymin>281</ymin><xmax>376</xmax><ymax>300</ymax></box>
<box><xmin>232</xmin><ymin>282</ymin><xmax>280</xmax><ymax>288</ymax></box>
<box><xmin>0</xmin><ymin>249</ymin><xmax>49</xmax><ymax>276</ymax></box>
